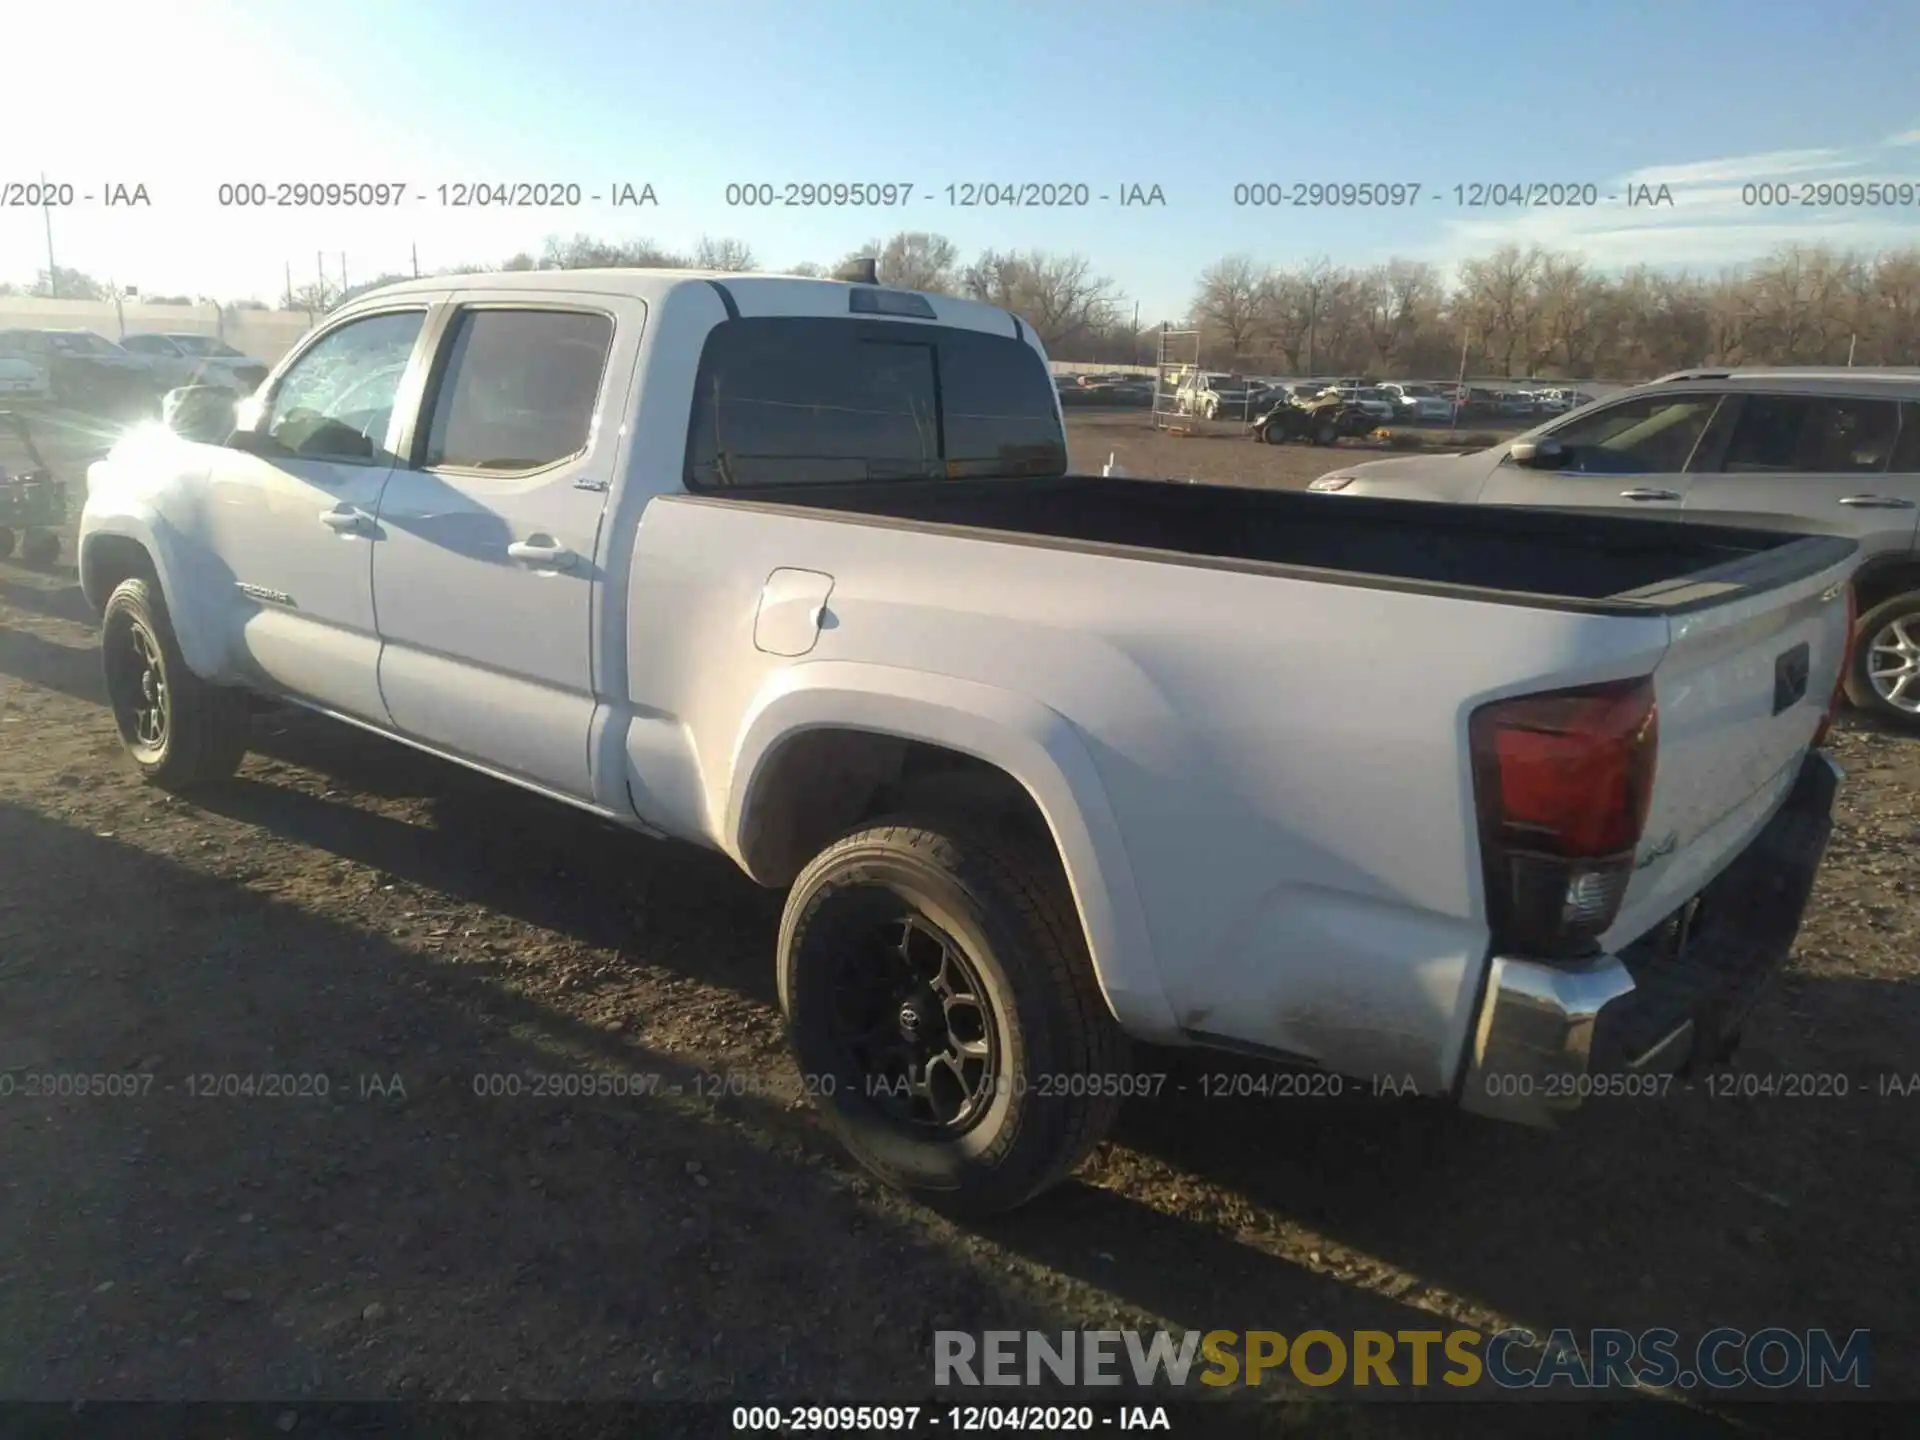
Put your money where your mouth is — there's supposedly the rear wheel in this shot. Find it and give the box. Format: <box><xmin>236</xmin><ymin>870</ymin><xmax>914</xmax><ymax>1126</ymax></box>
<box><xmin>101</xmin><ymin>576</ymin><xmax>250</xmax><ymax>789</ymax></box>
<box><xmin>1847</xmin><ymin>592</ymin><xmax>1920</xmax><ymax>729</ymax></box>
<box><xmin>0</xmin><ymin>526</ymin><xmax>14</xmax><ymax>559</ymax></box>
<box><xmin>779</xmin><ymin>815</ymin><xmax>1129</xmax><ymax>1216</ymax></box>
<box><xmin>1313</xmin><ymin>418</ymin><xmax>1339</xmax><ymax>446</ymax></box>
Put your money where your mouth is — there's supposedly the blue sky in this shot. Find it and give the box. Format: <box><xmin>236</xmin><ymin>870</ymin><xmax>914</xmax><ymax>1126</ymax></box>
<box><xmin>5</xmin><ymin>0</ymin><xmax>1918</xmax><ymax>320</ymax></box>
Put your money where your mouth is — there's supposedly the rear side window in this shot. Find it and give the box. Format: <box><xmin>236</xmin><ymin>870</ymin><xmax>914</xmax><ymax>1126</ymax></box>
<box><xmin>685</xmin><ymin>317</ymin><xmax>1066</xmax><ymax>489</ymax></box>
<box><xmin>425</xmin><ymin>308</ymin><xmax>612</xmax><ymax>471</ymax></box>
<box><xmin>1719</xmin><ymin>394</ymin><xmax>1900</xmax><ymax>475</ymax></box>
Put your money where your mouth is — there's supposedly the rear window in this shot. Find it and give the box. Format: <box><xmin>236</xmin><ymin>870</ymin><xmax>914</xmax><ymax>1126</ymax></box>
<box><xmin>1721</xmin><ymin>394</ymin><xmax>1900</xmax><ymax>475</ymax></box>
<box><xmin>685</xmin><ymin>317</ymin><xmax>1066</xmax><ymax>489</ymax></box>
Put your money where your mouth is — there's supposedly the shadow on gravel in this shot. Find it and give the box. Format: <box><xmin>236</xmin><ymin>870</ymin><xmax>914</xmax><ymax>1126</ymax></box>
<box><xmin>0</xmin><ymin>573</ymin><xmax>95</xmax><ymax>627</ymax></box>
<box><xmin>0</xmin><ymin>620</ymin><xmax>107</xmax><ymax>706</ymax></box>
<box><xmin>0</xmin><ymin>802</ymin><xmax>1066</xmax><ymax>1407</ymax></box>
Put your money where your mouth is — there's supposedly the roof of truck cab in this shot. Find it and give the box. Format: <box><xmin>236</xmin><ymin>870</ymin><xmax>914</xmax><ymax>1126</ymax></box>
<box><xmin>348</xmin><ymin>269</ymin><xmax>1027</xmax><ymax>338</ymax></box>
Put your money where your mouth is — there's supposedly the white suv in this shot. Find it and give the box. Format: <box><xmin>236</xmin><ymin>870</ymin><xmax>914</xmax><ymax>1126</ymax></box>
<box><xmin>1308</xmin><ymin>367</ymin><xmax>1920</xmax><ymax>725</ymax></box>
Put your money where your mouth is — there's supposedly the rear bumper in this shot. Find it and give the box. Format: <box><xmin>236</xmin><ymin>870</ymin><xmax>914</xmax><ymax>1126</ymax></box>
<box><xmin>1459</xmin><ymin>749</ymin><xmax>1841</xmax><ymax>1128</ymax></box>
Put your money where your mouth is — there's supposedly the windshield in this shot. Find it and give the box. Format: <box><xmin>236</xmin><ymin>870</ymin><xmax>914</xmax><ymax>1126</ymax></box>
<box><xmin>47</xmin><ymin>332</ymin><xmax>119</xmax><ymax>355</ymax></box>
<box><xmin>169</xmin><ymin>335</ymin><xmax>246</xmax><ymax>357</ymax></box>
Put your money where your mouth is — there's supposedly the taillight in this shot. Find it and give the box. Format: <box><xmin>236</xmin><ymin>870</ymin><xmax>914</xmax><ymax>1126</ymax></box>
<box><xmin>1470</xmin><ymin>677</ymin><xmax>1659</xmax><ymax>959</ymax></box>
<box><xmin>1811</xmin><ymin>583</ymin><xmax>1855</xmax><ymax>749</ymax></box>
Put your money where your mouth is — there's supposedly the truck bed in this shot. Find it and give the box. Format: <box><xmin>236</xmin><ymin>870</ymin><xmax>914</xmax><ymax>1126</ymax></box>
<box><xmin>700</xmin><ymin>473</ymin><xmax>1849</xmax><ymax>613</ymax></box>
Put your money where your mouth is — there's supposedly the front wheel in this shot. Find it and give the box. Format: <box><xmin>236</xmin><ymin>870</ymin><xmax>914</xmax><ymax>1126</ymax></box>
<box><xmin>1846</xmin><ymin>592</ymin><xmax>1920</xmax><ymax>729</ymax></box>
<box><xmin>779</xmin><ymin>815</ymin><xmax>1129</xmax><ymax>1216</ymax></box>
<box><xmin>101</xmin><ymin>576</ymin><xmax>251</xmax><ymax>789</ymax></box>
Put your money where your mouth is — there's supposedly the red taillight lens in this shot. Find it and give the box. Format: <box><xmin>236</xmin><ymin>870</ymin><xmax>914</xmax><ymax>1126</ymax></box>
<box><xmin>1470</xmin><ymin>677</ymin><xmax>1659</xmax><ymax>958</ymax></box>
<box><xmin>1812</xmin><ymin>583</ymin><xmax>1855</xmax><ymax>749</ymax></box>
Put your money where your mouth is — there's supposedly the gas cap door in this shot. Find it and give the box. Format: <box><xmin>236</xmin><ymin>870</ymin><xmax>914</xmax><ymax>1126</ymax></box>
<box><xmin>753</xmin><ymin>568</ymin><xmax>835</xmax><ymax>657</ymax></box>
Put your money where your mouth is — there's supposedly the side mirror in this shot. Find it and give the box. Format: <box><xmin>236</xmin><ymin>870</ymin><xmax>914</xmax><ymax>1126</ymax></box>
<box><xmin>222</xmin><ymin>425</ymin><xmax>277</xmax><ymax>454</ymax></box>
<box><xmin>1508</xmin><ymin>437</ymin><xmax>1566</xmax><ymax>469</ymax></box>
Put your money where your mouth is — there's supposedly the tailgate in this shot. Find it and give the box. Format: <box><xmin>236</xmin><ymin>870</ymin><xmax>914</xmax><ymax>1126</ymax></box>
<box><xmin>1604</xmin><ymin>541</ymin><xmax>1855</xmax><ymax>949</ymax></box>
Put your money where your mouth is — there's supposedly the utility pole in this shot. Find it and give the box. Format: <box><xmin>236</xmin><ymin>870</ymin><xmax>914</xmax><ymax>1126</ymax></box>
<box><xmin>1132</xmin><ymin>300</ymin><xmax>1140</xmax><ymax>366</ymax></box>
<box><xmin>316</xmin><ymin>252</ymin><xmax>326</xmax><ymax>312</ymax></box>
<box><xmin>340</xmin><ymin>252</ymin><xmax>348</xmax><ymax>298</ymax></box>
<box><xmin>284</xmin><ymin>260</ymin><xmax>294</xmax><ymax>311</ymax></box>
<box><xmin>411</xmin><ymin>242</ymin><xmax>419</xmax><ymax>279</ymax></box>
<box><xmin>41</xmin><ymin>171</ymin><xmax>57</xmax><ymax>298</ymax></box>
<box><xmin>1847</xmin><ymin>332</ymin><xmax>1858</xmax><ymax>367</ymax></box>
<box><xmin>1452</xmin><ymin>326</ymin><xmax>1472</xmax><ymax>432</ymax></box>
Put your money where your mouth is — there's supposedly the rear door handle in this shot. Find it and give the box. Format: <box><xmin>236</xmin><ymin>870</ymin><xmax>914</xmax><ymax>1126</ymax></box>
<box><xmin>1838</xmin><ymin>495</ymin><xmax>1917</xmax><ymax>509</ymax></box>
<box><xmin>319</xmin><ymin>506</ymin><xmax>369</xmax><ymax>534</ymax></box>
<box><xmin>507</xmin><ymin>537</ymin><xmax>577</xmax><ymax>571</ymax></box>
<box><xmin>1619</xmin><ymin>488</ymin><xmax>1681</xmax><ymax>501</ymax></box>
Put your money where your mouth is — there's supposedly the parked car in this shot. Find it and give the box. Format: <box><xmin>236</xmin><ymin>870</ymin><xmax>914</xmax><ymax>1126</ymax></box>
<box><xmin>0</xmin><ymin>328</ymin><xmax>157</xmax><ymax>414</ymax></box>
<box><xmin>1321</xmin><ymin>385</ymin><xmax>1398</xmax><ymax>423</ymax></box>
<box><xmin>1182</xmin><ymin>372</ymin><xmax>1258</xmax><ymax>420</ymax></box>
<box><xmin>119</xmin><ymin>333</ymin><xmax>271</xmax><ymax>395</ymax></box>
<box><xmin>1379</xmin><ymin>382</ymin><xmax>1451</xmax><ymax>423</ymax></box>
<box><xmin>0</xmin><ymin>353</ymin><xmax>49</xmax><ymax>401</ymax></box>
<box><xmin>82</xmin><ymin>272</ymin><xmax>1855</xmax><ymax>1214</ymax></box>
<box><xmin>1307</xmin><ymin>366</ymin><xmax>1920</xmax><ymax>725</ymax></box>
<box><xmin>1449</xmin><ymin>386</ymin><xmax>1504</xmax><ymax>419</ymax></box>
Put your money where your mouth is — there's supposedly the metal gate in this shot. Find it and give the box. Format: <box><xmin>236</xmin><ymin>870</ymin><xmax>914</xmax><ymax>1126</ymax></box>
<box><xmin>1152</xmin><ymin>326</ymin><xmax>1201</xmax><ymax>431</ymax></box>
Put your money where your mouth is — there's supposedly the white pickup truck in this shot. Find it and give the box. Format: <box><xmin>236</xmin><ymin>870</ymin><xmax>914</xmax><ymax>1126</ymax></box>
<box><xmin>80</xmin><ymin>270</ymin><xmax>1855</xmax><ymax>1214</ymax></box>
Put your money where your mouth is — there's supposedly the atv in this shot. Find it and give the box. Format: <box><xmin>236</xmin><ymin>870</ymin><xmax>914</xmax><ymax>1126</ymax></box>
<box><xmin>1250</xmin><ymin>393</ymin><xmax>1377</xmax><ymax>447</ymax></box>
<box><xmin>0</xmin><ymin>408</ymin><xmax>68</xmax><ymax>565</ymax></box>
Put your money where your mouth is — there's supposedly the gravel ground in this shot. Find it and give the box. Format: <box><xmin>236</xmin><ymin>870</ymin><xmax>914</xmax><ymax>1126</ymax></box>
<box><xmin>0</xmin><ymin>416</ymin><xmax>1914</xmax><ymax>1429</ymax></box>
<box><xmin>1063</xmin><ymin>410</ymin><xmax>1512</xmax><ymax>490</ymax></box>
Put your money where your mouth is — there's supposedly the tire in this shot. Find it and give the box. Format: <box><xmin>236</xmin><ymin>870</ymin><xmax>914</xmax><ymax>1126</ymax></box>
<box><xmin>20</xmin><ymin>529</ymin><xmax>58</xmax><ymax>566</ymax></box>
<box><xmin>100</xmin><ymin>576</ymin><xmax>250</xmax><ymax>789</ymax></box>
<box><xmin>1314</xmin><ymin>419</ymin><xmax>1339</xmax><ymax>446</ymax></box>
<box><xmin>0</xmin><ymin>526</ymin><xmax>13</xmax><ymax>559</ymax></box>
<box><xmin>779</xmin><ymin>815</ymin><xmax>1129</xmax><ymax>1216</ymax></box>
<box><xmin>1845</xmin><ymin>591</ymin><xmax>1920</xmax><ymax>729</ymax></box>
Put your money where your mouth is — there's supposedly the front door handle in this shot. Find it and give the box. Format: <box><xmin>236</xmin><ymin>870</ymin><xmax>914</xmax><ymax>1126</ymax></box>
<box><xmin>1838</xmin><ymin>495</ymin><xmax>1917</xmax><ymax>509</ymax></box>
<box><xmin>1619</xmin><ymin>488</ymin><xmax>1682</xmax><ymax>501</ymax></box>
<box><xmin>319</xmin><ymin>506</ymin><xmax>369</xmax><ymax>534</ymax></box>
<box><xmin>507</xmin><ymin>536</ymin><xmax>578</xmax><ymax>571</ymax></box>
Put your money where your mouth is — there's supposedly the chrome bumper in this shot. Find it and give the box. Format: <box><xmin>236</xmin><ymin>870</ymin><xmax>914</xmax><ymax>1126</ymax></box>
<box><xmin>1460</xmin><ymin>750</ymin><xmax>1842</xmax><ymax>1129</ymax></box>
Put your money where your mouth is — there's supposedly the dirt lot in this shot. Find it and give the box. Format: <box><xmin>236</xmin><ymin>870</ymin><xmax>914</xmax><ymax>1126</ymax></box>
<box><xmin>1062</xmin><ymin>410</ymin><xmax>1516</xmax><ymax>491</ymax></box>
<box><xmin>1</xmin><ymin>416</ymin><xmax>1916</xmax><ymax>1429</ymax></box>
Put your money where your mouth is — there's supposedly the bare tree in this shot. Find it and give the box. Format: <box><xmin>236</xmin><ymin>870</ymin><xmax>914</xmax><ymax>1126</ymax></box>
<box><xmin>31</xmin><ymin>266</ymin><xmax>110</xmax><ymax>301</ymax></box>
<box><xmin>784</xmin><ymin>261</ymin><xmax>829</xmax><ymax>278</ymax></box>
<box><xmin>1454</xmin><ymin>244</ymin><xmax>1547</xmax><ymax>376</ymax></box>
<box><xmin>960</xmin><ymin>249</ymin><xmax>1125</xmax><ymax>354</ymax></box>
<box><xmin>540</xmin><ymin>233</ymin><xmax>689</xmax><ymax>269</ymax></box>
<box><xmin>1357</xmin><ymin>260</ymin><xmax>1440</xmax><ymax>370</ymax></box>
<box><xmin>841</xmin><ymin>232</ymin><xmax>960</xmax><ymax>292</ymax></box>
<box><xmin>693</xmin><ymin>236</ymin><xmax>757</xmax><ymax>272</ymax></box>
<box><xmin>1194</xmin><ymin>256</ymin><xmax>1268</xmax><ymax>361</ymax></box>
<box><xmin>1744</xmin><ymin>245</ymin><xmax>1854</xmax><ymax>363</ymax></box>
